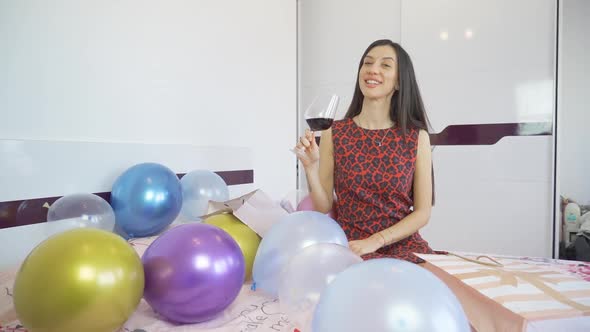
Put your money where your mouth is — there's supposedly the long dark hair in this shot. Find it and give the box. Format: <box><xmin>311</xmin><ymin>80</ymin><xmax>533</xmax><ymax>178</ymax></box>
<box><xmin>345</xmin><ymin>39</ymin><xmax>435</xmax><ymax>205</ymax></box>
<box><xmin>345</xmin><ymin>39</ymin><xmax>431</xmax><ymax>135</ymax></box>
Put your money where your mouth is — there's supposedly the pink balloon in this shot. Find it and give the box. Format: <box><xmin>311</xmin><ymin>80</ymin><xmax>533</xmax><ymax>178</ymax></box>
<box><xmin>296</xmin><ymin>195</ymin><xmax>338</xmax><ymax>220</ymax></box>
<box><xmin>296</xmin><ymin>196</ymin><xmax>315</xmax><ymax>211</ymax></box>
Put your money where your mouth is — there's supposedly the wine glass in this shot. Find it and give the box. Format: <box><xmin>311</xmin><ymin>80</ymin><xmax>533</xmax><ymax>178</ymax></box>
<box><xmin>304</xmin><ymin>94</ymin><xmax>340</xmax><ymax>131</ymax></box>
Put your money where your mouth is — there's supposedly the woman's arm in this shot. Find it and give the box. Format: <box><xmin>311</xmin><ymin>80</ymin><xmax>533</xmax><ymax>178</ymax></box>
<box><xmin>296</xmin><ymin>129</ymin><xmax>335</xmax><ymax>213</ymax></box>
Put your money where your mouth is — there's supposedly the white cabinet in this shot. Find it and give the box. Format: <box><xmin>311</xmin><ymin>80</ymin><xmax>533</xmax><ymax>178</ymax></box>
<box><xmin>298</xmin><ymin>0</ymin><xmax>556</xmax><ymax>257</ymax></box>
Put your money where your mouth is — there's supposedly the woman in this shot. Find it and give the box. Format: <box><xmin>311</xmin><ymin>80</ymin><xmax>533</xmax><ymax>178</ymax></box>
<box><xmin>294</xmin><ymin>39</ymin><xmax>434</xmax><ymax>263</ymax></box>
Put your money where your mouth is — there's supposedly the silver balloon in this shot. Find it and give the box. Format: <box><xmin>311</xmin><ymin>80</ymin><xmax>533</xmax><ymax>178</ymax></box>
<box><xmin>47</xmin><ymin>193</ymin><xmax>115</xmax><ymax>232</ymax></box>
<box><xmin>180</xmin><ymin>170</ymin><xmax>229</xmax><ymax>220</ymax></box>
<box><xmin>312</xmin><ymin>258</ymin><xmax>470</xmax><ymax>332</ymax></box>
<box><xmin>278</xmin><ymin>243</ymin><xmax>362</xmax><ymax>331</ymax></box>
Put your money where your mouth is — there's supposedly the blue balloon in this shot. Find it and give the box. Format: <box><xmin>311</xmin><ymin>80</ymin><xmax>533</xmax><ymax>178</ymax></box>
<box><xmin>252</xmin><ymin>211</ymin><xmax>348</xmax><ymax>298</ymax></box>
<box><xmin>313</xmin><ymin>258</ymin><xmax>470</xmax><ymax>332</ymax></box>
<box><xmin>111</xmin><ymin>163</ymin><xmax>183</xmax><ymax>238</ymax></box>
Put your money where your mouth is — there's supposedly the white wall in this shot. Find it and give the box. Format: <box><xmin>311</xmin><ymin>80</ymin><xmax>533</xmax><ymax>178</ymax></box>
<box><xmin>298</xmin><ymin>0</ymin><xmax>556</xmax><ymax>257</ymax></box>
<box><xmin>298</xmin><ymin>0</ymin><xmax>401</xmax><ymax>124</ymax></box>
<box><xmin>557</xmin><ymin>0</ymin><xmax>590</xmax><ymax>205</ymax></box>
<box><xmin>0</xmin><ymin>0</ymin><xmax>297</xmax><ymax>200</ymax></box>
<box><xmin>0</xmin><ymin>140</ymin><xmax>255</xmax><ymax>202</ymax></box>
<box><xmin>297</xmin><ymin>0</ymin><xmax>401</xmax><ymax>188</ymax></box>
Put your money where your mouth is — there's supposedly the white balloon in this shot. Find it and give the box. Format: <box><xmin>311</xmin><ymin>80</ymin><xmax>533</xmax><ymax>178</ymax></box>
<box><xmin>313</xmin><ymin>259</ymin><xmax>470</xmax><ymax>332</ymax></box>
<box><xmin>278</xmin><ymin>243</ymin><xmax>362</xmax><ymax>331</ymax></box>
<box><xmin>252</xmin><ymin>211</ymin><xmax>348</xmax><ymax>298</ymax></box>
<box><xmin>47</xmin><ymin>193</ymin><xmax>115</xmax><ymax>232</ymax></box>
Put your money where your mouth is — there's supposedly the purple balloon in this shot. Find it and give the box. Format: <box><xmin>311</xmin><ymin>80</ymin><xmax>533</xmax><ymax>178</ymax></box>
<box><xmin>142</xmin><ymin>223</ymin><xmax>245</xmax><ymax>323</ymax></box>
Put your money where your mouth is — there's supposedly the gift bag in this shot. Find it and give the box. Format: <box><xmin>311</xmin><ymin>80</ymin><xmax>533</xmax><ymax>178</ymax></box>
<box><xmin>418</xmin><ymin>252</ymin><xmax>590</xmax><ymax>332</ymax></box>
<box><xmin>203</xmin><ymin>189</ymin><xmax>289</xmax><ymax>238</ymax></box>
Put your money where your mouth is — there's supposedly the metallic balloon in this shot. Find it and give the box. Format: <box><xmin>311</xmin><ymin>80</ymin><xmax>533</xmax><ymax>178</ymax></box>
<box><xmin>142</xmin><ymin>223</ymin><xmax>245</xmax><ymax>323</ymax></box>
<box><xmin>312</xmin><ymin>258</ymin><xmax>470</xmax><ymax>332</ymax></box>
<box><xmin>179</xmin><ymin>169</ymin><xmax>229</xmax><ymax>220</ymax></box>
<box><xmin>278</xmin><ymin>243</ymin><xmax>362</xmax><ymax>331</ymax></box>
<box><xmin>47</xmin><ymin>193</ymin><xmax>116</xmax><ymax>232</ymax></box>
<box><xmin>13</xmin><ymin>228</ymin><xmax>145</xmax><ymax>332</ymax></box>
<box><xmin>204</xmin><ymin>213</ymin><xmax>261</xmax><ymax>281</ymax></box>
<box><xmin>111</xmin><ymin>162</ymin><xmax>183</xmax><ymax>237</ymax></box>
<box><xmin>252</xmin><ymin>211</ymin><xmax>348</xmax><ymax>298</ymax></box>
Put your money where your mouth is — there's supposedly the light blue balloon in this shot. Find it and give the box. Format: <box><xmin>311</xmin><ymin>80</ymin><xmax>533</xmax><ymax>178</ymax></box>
<box><xmin>180</xmin><ymin>170</ymin><xmax>229</xmax><ymax>220</ymax></box>
<box><xmin>111</xmin><ymin>163</ymin><xmax>183</xmax><ymax>238</ymax></box>
<box><xmin>278</xmin><ymin>243</ymin><xmax>362</xmax><ymax>331</ymax></box>
<box><xmin>252</xmin><ymin>211</ymin><xmax>348</xmax><ymax>298</ymax></box>
<box><xmin>313</xmin><ymin>258</ymin><xmax>470</xmax><ymax>332</ymax></box>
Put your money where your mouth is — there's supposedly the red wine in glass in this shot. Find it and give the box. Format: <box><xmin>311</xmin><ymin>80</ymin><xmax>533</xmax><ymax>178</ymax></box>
<box><xmin>304</xmin><ymin>94</ymin><xmax>339</xmax><ymax>131</ymax></box>
<box><xmin>306</xmin><ymin>118</ymin><xmax>334</xmax><ymax>131</ymax></box>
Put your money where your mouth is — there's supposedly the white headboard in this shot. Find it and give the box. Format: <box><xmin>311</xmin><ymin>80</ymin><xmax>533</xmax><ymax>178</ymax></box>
<box><xmin>0</xmin><ymin>139</ymin><xmax>254</xmax><ymax>269</ymax></box>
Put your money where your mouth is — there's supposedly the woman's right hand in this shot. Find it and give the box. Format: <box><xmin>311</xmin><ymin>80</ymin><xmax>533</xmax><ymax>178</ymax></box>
<box><xmin>294</xmin><ymin>129</ymin><xmax>320</xmax><ymax>170</ymax></box>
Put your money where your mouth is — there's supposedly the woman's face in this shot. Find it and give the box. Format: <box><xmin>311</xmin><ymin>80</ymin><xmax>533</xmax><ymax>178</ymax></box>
<box><xmin>358</xmin><ymin>45</ymin><xmax>398</xmax><ymax>101</ymax></box>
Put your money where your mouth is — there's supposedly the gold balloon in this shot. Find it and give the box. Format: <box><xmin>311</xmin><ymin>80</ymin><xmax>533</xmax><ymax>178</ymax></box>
<box><xmin>204</xmin><ymin>214</ymin><xmax>261</xmax><ymax>280</ymax></box>
<box><xmin>13</xmin><ymin>228</ymin><xmax>144</xmax><ymax>332</ymax></box>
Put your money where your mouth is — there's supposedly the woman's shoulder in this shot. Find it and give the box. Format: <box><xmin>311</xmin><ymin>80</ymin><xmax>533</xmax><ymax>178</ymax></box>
<box><xmin>404</xmin><ymin>128</ymin><xmax>431</xmax><ymax>152</ymax></box>
<box><xmin>334</xmin><ymin>117</ymin><xmax>355</xmax><ymax>128</ymax></box>
<box><xmin>330</xmin><ymin>118</ymin><xmax>352</xmax><ymax>132</ymax></box>
<box><xmin>333</xmin><ymin>117</ymin><xmax>351</xmax><ymax>126</ymax></box>
<box><xmin>403</xmin><ymin>126</ymin><xmax>427</xmax><ymax>140</ymax></box>
<box><xmin>417</xmin><ymin>129</ymin><xmax>431</xmax><ymax>147</ymax></box>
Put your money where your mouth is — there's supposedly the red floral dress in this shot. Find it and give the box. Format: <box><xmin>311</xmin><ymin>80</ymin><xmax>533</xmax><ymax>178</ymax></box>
<box><xmin>332</xmin><ymin>118</ymin><xmax>433</xmax><ymax>263</ymax></box>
